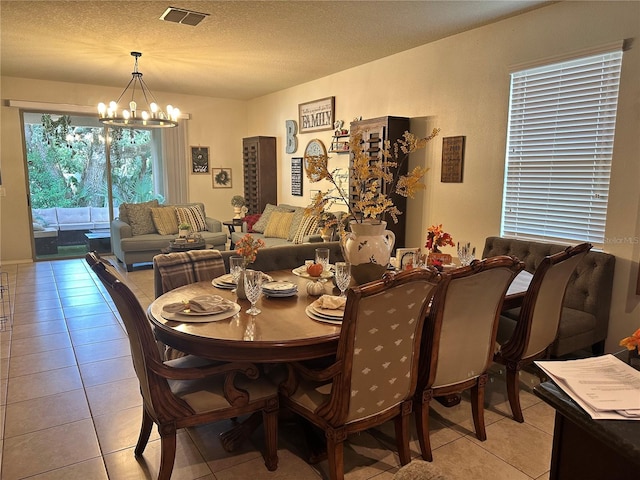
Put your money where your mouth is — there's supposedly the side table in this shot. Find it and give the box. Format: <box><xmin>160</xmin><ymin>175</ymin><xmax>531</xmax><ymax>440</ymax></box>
<box><xmin>223</xmin><ymin>220</ymin><xmax>243</xmax><ymax>235</ymax></box>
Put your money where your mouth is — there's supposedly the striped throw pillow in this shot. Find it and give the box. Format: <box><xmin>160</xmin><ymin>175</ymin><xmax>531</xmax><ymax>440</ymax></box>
<box><xmin>292</xmin><ymin>215</ymin><xmax>319</xmax><ymax>244</ymax></box>
<box><xmin>264</xmin><ymin>211</ymin><xmax>295</xmax><ymax>239</ymax></box>
<box><xmin>175</xmin><ymin>205</ymin><xmax>207</xmax><ymax>232</ymax></box>
<box><xmin>150</xmin><ymin>207</ymin><xmax>178</xmax><ymax>235</ymax></box>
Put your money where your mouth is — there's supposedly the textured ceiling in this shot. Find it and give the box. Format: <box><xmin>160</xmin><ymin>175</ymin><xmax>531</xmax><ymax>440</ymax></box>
<box><xmin>1</xmin><ymin>0</ymin><xmax>550</xmax><ymax>100</ymax></box>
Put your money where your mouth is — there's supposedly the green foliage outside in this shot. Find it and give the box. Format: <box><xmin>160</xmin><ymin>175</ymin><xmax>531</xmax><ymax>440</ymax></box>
<box><xmin>26</xmin><ymin>115</ymin><xmax>163</xmax><ymax>209</ymax></box>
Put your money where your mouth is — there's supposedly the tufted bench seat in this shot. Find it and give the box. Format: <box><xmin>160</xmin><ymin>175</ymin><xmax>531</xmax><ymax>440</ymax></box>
<box><xmin>483</xmin><ymin>237</ymin><xmax>615</xmax><ymax>357</ymax></box>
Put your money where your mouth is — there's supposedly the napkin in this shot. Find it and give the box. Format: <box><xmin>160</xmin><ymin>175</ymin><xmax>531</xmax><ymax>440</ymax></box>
<box><xmin>163</xmin><ymin>295</ymin><xmax>235</xmax><ymax>314</ymax></box>
<box><xmin>315</xmin><ymin>295</ymin><xmax>346</xmax><ymax>310</ymax></box>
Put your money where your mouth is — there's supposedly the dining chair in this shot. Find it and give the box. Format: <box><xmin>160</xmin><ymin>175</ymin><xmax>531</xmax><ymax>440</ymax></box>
<box><xmin>86</xmin><ymin>252</ymin><xmax>279</xmax><ymax>479</ymax></box>
<box><xmin>415</xmin><ymin>256</ymin><xmax>524</xmax><ymax>461</ymax></box>
<box><xmin>493</xmin><ymin>242</ymin><xmax>592</xmax><ymax>422</ymax></box>
<box><xmin>153</xmin><ymin>249</ymin><xmax>226</xmax><ymax>298</ymax></box>
<box><xmin>279</xmin><ymin>268</ymin><xmax>442</xmax><ymax>480</ymax></box>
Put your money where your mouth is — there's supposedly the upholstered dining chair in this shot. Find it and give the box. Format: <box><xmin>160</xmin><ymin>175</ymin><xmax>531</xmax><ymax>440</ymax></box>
<box><xmin>86</xmin><ymin>252</ymin><xmax>279</xmax><ymax>479</ymax></box>
<box><xmin>279</xmin><ymin>268</ymin><xmax>442</xmax><ymax>480</ymax></box>
<box><xmin>415</xmin><ymin>256</ymin><xmax>524</xmax><ymax>461</ymax></box>
<box><xmin>493</xmin><ymin>242</ymin><xmax>592</xmax><ymax>422</ymax></box>
<box><xmin>153</xmin><ymin>249</ymin><xmax>226</xmax><ymax>298</ymax></box>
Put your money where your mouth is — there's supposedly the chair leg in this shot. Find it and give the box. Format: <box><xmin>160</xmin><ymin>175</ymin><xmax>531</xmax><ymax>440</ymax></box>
<box><xmin>394</xmin><ymin>404</ymin><xmax>412</xmax><ymax>466</ymax></box>
<box><xmin>262</xmin><ymin>407</ymin><xmax>279</xmax><ymax>471</ymax></box>
<box><xmin>134</xmin><ymin>409</ymin><xmax>154</xmax><ymax>456</ymax></box>
<box><xmin>415</xmin><ymin>391</ymin><xmax>433</xmax><ymax>462</ymax></box>
<box><xmin>506</xmin><ymin>363</ymin><xmax>525</xmax><ymax>423</ymax></box>
<box><xmin>158</xmin><ymin>428</ymin><xmax>177</xmax><ymax>480</ymax></box>
<box><xmin>471</xmin><ymin>374</ymin><xmax>487</xmax><ymax>441</ymax></box>
<box><xmin>326</xmin><ymin>427</ymin><xmax>347</xmax><ymax>480</ymax></box>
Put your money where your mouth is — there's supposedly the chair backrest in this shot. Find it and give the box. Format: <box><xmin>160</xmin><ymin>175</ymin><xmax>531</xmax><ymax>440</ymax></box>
<box><xmin>323</xmin><ymin>268</ymin><xmax>441</xmax><ymax>425</ymax></box>
<box><xmin>86</xmin><ymin>253</ymin><xmax>191</xmax><ymax>419</ymax></box>
<box><xmin>501</xmin><ymin>243</ymin><xmax>592</xmax><ymax>360</ymax></box>
<box><xmin>153</xmin><ymin>249</ymin><xmax>226</xmax><ymax>298</ymax></box>
<box><xmin>422</xmin><ymin>256</ymin><xmax>524</xmax><ymax>389</ymax></box>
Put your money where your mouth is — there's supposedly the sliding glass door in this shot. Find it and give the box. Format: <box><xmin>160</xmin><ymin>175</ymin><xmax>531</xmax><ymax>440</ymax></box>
<box><xmin>23</xmin><ymin>112</ymin><xmax>163</xmax><ymax>260</ymax></box>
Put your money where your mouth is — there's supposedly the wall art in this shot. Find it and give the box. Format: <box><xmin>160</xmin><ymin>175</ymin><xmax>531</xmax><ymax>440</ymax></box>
<box><xmin>441</xmin><ymin>136</ymin><xmax>465</xmax><ymax>183</ymax></box>
<box><xmin>190</xmin><ymin>146</ymin><xmax>209</xmax><ymax>174</ymax></box>
<box><xmin>212</xmin><ymin>168</ymin><xmax>232</xmax><ymax>188</ymax></box>
<box><xmin>298</xmin><ymin>96</ymin><xmax>335</xmax><ymax>134</ymax></box>
<box><xmin>291</xmin><ymin>157</ymin><xmax>303</xmax><ymax>196</ymax></box>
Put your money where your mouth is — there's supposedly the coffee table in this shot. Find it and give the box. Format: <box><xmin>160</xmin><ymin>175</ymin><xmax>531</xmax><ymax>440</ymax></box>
<box><xmin>84</xmin><ymin>232</ymin><xmax>111</xmax><ymax>253</ymax></box>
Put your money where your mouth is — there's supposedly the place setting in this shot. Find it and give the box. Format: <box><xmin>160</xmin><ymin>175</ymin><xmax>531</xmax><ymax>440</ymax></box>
<box><xmin>161</xmin><ymin>294</ymin><xmax>241</xmax><ymax>322</ymax></box>
<box><xmin>211</xmin><ymin>273</ymin><xmax>237</xmax><ymax>290</ymax></box>
<box><xmin>262</xmin><ymin>280</ymin><xmax>298</xmax><ymax>298</ymax></box>
<box><xmin>306</xmin><ymin>294</ymin><xmax>346</xmax><ymax>325</ymax></box>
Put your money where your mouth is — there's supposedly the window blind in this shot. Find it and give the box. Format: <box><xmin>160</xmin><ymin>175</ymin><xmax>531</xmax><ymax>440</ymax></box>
<box><xmin>502</xmin><ymin>50</ymin><xmax>622</xmax><ymax>247</ymax></box>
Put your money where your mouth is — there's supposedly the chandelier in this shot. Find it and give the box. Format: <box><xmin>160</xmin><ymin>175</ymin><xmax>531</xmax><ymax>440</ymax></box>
<box><xmin>97</xmin><ymin>52</ymin><xmax>179</xmax><ymax>128</ymax></box>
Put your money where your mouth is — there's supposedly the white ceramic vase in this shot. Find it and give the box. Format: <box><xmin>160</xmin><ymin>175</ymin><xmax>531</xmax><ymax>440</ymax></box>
<box><xmin>341</xmin><ymin>220</ymin><xmax>395</xmax><ymax>285</ymax></box>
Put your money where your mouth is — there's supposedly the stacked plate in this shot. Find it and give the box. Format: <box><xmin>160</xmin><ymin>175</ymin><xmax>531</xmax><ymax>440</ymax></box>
<box><xmin>212</xmin><ymin>274</ymin><xmax>236</xmax><ymax>289</ymax></box>
<box><xmin>262</xmin><ymin>280</ymin><xmax>298</xmax><ymax>298</ymax></box>
<box><xmin>305</xmin><ymin>299</ymin><xmax>344</xmax><ymax>325</ymax></box>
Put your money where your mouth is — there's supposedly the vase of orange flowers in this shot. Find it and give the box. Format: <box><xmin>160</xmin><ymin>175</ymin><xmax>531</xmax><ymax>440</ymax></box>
<box><xmin>234</xmin><ymin>233</ymin><xmax>265</xmax><ymax>299</ymax></box>
<box><xmin>425</xmin><ymin>224</ymin><xmax>454</xmax><ymax>266</ymax></box>
<box><xmin>620</xmin><ymin>328</ymin><xmax>640</xmax><ymax>370</ymax></box>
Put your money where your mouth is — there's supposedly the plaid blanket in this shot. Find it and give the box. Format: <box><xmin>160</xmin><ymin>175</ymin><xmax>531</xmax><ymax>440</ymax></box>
<box><xmin>154</xmin><ymin>250</ymin><xmax>225</xmax><ymax>295</ymax></box>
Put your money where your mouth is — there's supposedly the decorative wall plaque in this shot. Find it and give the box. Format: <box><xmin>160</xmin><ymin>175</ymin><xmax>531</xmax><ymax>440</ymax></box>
<box><xmin>190</xmin><ymin>146</ymin><xmax>209</xmax><ymax>174</ymax></box>
<box><xmin>441</xmin><ymin>136</ymin><xmax>465</xmax><ymax>183</ymax></box>
<box><xmin>291</xmin><ymin>157</ymin><xmax>303</xmax><ymax>196</ymax></box>
<box><xmin>298</xmin><ymin>97</ymin><xmax>335</xmax><ymax>133</ymax></box>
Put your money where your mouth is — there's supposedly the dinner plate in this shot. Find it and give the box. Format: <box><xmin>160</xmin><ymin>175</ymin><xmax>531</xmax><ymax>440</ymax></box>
<box><xmin>305</xmin><ymin>305</ymin><xmax>342</xmax><ymax>325</ymax></box>
<box><xmin>310</xmin><ymin>302</ymin><xmax>344</xmax><ymax>319</ymax></box>
<box><xmin>212</xmin><ymin>279</ymin><xmax>235</xmax><ymax>290</ymax></box>
<box><xmin>161</xmin><ymin>303</ymin><xmax>241</xmax><ymax>323</ymax></box>
<box><xmin>264</xmin><ymin>291</ymin><xmax>298</xmax><ymax>298</ymax></box>
<box><xmin>263</xmin><ymin>281</ymin><xmax>297</xmax><ymax>292</ymax></box>
<box><xmin>292</xmin><ymin>266</ymin><xmax>334</xmax><ymax>279</ymax></box>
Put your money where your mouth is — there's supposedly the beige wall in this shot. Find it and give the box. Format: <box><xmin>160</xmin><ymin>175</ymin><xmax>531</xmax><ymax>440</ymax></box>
<box><xmin>0</xmin><ymin>1</ymin><xmax>638</xmax><ymax>351</ymax></box>
<box><xmin>245</xmin><ymin>1</ymin><xmax>640</xmax><ymax>352</ymax></box>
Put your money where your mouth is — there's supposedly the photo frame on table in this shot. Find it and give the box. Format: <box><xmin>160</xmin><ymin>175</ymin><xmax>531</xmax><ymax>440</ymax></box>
<box><xmin>291</xmin><ymin>157</ymin><xmax>303</xmax><ymax>196</ymax></box>
<box><xmin>298</xmin><ymin>96</ymin><xmax>335</xmax><ymax>134</ymax></box>
<box><xmin>190</xmin><ymin>146</ymin><xmax>209</xmax><ymax>174</ymax></box>
<box><xmin>212</xmin><ymin>168</ymin><xmax>232</xmax><ymax>188</ymax></box>
<box><xmin>441</xmin><ymin>136</ymin><xmax>465</xmax><ymax>183</ymax></box>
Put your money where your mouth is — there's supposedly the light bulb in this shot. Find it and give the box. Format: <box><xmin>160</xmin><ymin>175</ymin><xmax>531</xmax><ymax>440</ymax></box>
<box><xmin>98</xmin><ymin>103</ymin><xmax>106</xmax><ymax>116</ymax></box>
<box><xmin>166</xmin><ymin>105</ymin><xmax>173</xmax><ymax>116</ymax></box>
<box><xmin>142</xmin><ymin>111</ymin><xmax>149</xmax><ymax>121</ymax></box>
<box><xmin>171</xmin><ymin>108</ymin><xmax>180</xmax><ymax>121</ymax></box>
<box><xmin>109</xmin><ymin>101</ymin><xmax>117</xmax><ymax>111</ymax></box>
<box><xmin>150</xmin><ymin>102</ymin><xmax>158</xmax><ymax>113</ymax></box>
<box><xmin>123</xmin><ymin>110</ymin><xmax>130</xmax><ymax>120</ymax></box>
<box><xmin>129</xmin><ymin>101</ymin><xmax>137</xmax><ymax>115</ymax></box>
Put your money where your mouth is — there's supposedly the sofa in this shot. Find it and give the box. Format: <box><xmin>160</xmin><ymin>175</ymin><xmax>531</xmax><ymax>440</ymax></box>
<box><xmin>229</xmin><ymin>203</ymin><xmax>349</xmax><ymax>249</ymax></box>
<box><xmin>111</xmin><ymin>201</ymin><xmax>227</xmax><ymax>271</ymax></box>
<box><xmin>32</xmin><ymin>206</ymin><xmax>110</xmax><ymax>253</ymax></box>
<box><xmin>483</xmin><ymin>236</ymin><xmax>615</xmax><ymax>357</ymax></box>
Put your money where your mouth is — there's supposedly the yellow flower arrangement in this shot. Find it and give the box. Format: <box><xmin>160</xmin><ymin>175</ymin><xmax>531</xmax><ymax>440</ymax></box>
<box><xmin>234</xmin><ymin>233</ymin><xmax>265</xmax><ymax>266</ymax></box>
<box><xmin>304</xmin><ymin>128</ymin><xmax>440</xmax><ymax>226</ymax></box>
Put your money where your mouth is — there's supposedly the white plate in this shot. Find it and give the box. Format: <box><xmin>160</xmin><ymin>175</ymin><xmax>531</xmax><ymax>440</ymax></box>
<box><xmin>161</xmin><ymin>303</ymin><xmax>241</xmax><ymax>323</ymax></box>
<box><xmin>310</xmin><ymin>302</ymin><xmax>344</xmax><ymax>319</ymax></box>
<box><xmin>214</xmin><ymin>274</ymin><xmax>236</xmax><ymax>285</ymax></box>
<box><xmin>292</xmin><ymin>266</ymin><xmax>334</xmax><ymax>279</ymax></box>
<box><xmin>263</xmin><ymin>281</ymin><xmax>297</xmax><ymax>292</ymax></box>
<box><xmin>264</xmin><ymin>291</ymin><xmax>298</xmax><ymax>298</ymax></box>
<box><xmin>305</xmin><ymin>305</ymin><xmax>342</xmax><ymax>325</ymax></box>
<box><xmin>212</xmin><ymin>279</ymin><xmax>235</xmax><ymax>290</ymax></box>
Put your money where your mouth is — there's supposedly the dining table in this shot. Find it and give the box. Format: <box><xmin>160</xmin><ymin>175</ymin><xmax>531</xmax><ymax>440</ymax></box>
<box><xmin>147</xmin><ymin>266</ymin><xmax>533</xmax><ymax>455</ymax></box>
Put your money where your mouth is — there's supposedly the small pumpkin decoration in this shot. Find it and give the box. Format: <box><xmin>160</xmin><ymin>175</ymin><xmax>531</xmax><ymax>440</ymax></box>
<box><xmin>306</xmin><ymin>281</ymin><xmax>325</xmax><ymax>296</ymax></box>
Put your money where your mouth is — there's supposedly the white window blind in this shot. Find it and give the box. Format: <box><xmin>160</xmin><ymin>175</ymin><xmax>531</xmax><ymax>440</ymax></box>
<box><xmin>502</xmin><ymin>50</ymin><xmax>623</xmax><ymax>247</ymax></box>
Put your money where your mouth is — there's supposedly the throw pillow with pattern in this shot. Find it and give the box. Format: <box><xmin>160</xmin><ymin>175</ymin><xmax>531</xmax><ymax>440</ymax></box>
<box><xmin>150</xmin><ymin>206</ymin><xmax>179</xmax><ymax>235</ymax></box>
<box><xmin>127</xmin><ymin>200</ymin><xmax>160</xmax><ymax>236</ymax></box>
<box><xmin>175</xmin><ymin>205</ymin><xmax>207</xmax><ymax>232</ymax></box>
<box><xmin>264</xmin><ymin>211</ymin><xmax>295</xmax><ymax>239</ymax></box>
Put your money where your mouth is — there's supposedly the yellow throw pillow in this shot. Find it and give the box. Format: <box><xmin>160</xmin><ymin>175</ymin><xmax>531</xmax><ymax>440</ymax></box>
<box><xmin>292</xmin><ymin>215</ymin><xmax>319</xmax><ymax>244</ymax></box>
<box><xmin>264</xmin><ymin>211</ymin><xmax>295</xmax><ymax>239</ymax></box>
<box><xmin>150</xmin><ymin>207</ymin><xmax>178</xmax><ymax>235</ymax></box>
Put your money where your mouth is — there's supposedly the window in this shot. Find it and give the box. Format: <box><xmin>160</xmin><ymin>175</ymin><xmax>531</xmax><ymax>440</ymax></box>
<box><xmin>502</xmin><ymin>49</ymin><xmax>623</xmax><ymax>248</ymax></box>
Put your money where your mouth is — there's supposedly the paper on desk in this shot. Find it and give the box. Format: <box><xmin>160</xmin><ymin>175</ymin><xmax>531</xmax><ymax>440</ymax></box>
<box><xmin>536</xmin><ymin>354</ymin><xmax>640</xmax><ymax>420</ymax></box>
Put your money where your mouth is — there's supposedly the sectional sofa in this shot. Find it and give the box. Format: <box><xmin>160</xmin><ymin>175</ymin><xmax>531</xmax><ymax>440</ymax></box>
<box><xmin>32</xmin><ymin>206</ymin><xmax>110</xmax><ymax>254</ymax></box>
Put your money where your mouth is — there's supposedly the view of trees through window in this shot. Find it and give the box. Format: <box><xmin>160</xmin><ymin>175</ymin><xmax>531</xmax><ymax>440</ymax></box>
<box><xmin>24</xmin><ymin>113</ymin><xmax>162</xmax><ymax>210</ymax></box>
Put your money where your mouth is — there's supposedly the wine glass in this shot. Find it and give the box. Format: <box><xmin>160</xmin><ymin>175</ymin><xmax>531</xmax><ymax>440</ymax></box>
<box><xmin>457</xmin><ymin>242</ymin><xmax>476</xmax><ymax>266</ymax></box>
<box><xmin>334</xmin><ymin>262</ymin><xmax>351</xmax><ymax>297</ymax></box>
<box><xmin>244</xmin><ymin>269</ymin><xmax>263</xmax><ymax>315</ymax></box>
<box><xmin>315</xmin><ymin>248</ymin><xmax>330</xmax><ymax>278</ymax></box>
<box><xmin>229</xmin><ymin>256</ymin><xmax>244</xmax><ymax>293</ymax></box>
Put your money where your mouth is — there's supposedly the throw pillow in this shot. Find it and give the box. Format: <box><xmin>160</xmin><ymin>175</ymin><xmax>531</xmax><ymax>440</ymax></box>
<box><xmin>287</xmin><ymin>207</ymin><xmax>307</xmax><ymax>242</ymax></box>
<box><xmin>150</xmin><ymin>206</ymin><xmax>179</xmax><ymax>235</ymax></box>
<box><xmin>127</xmin><ymin>201</ymin><xmax>159</xmax><ymax>236</ymax></box>
<box><xmin>264</xmin><ymin>211</ymin><xmax>295</xmax><ymax>239</ymax></box>
<box><xmin>118</xmin><ymin>199</ymin><xmax>158</xmax><ymax>226</ymax></box>
<box><xmin>243</xmin><ymin>214</ymin><xmax>262</xmax><ymax>233</ymax></box>
<box><xmin>33</xmin><ymin>222</ymin><xmax>45</xmax><ymax>231</ymax></box>
<box><xmin>292</xmin><ymin>215</ymin><xmax>319</xmax><ymax>244</ymax></box>
<box><xmin>175</xmin><ymin>205</ymin><xmax>207</xmax><ymax>232</ymax></box>
<box><xmin>252</xmin><ymin>204</ymin><xmax>295</xmax><ymax>233</ymax></box>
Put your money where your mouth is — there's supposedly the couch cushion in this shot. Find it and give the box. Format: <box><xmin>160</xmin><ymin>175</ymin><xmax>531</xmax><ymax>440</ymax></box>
<box><xmin>32</xmin><ymin>207</ymin><xmax>58</xmax><ymax>228</ymax></box>
<box><xmin>150</xmin><ymin>206</ymin><xmax>179</xmax><ymax>235</ymax></box>
<box><xmin>56</xmin><ymin>207</ymin><xmax>90</xmax><ymax>224</ymax></box>
<box><xmin>292</xmin><ymin>215</ymin><xmax>319</xmax><ymax>244</ymax></box>
<box><xmin>264</xmin><ymin>211</ymin><xmax>295</xmax><ymax>239</ymax></box>
<box><xmin>128</xmin><ymin>203</ymin><xmax>158</xmax><ymax>236</ymax></box>
<box><xmin>252</xmin><ymin>204</ymin><xmax>295</xmax><ymax>233</ymax></box>
<box><xmin>287</xmin><ymin>207</ymin><xmax>307</xmax><ymax>242</ymax></box>
<box><xmin>175</xmin><ymin>205</ymin><xmax>207</xmax><ymax>232</ymax></box>
<box><xmin>118</xmin><ymin>199</ymin><xmax>158</xmax><ymax>226</ymax></box>
<box><xmin>90</xmin><ymin>207</ymin><xmax>109</xmax><ymax>223</ymax></box>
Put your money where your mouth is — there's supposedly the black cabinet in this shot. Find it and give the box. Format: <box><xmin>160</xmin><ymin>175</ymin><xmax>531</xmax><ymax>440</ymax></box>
<box><xmin>242</xmin><ymin>136</ymin><xmax>276</xmax><ymax>215</ymax></box>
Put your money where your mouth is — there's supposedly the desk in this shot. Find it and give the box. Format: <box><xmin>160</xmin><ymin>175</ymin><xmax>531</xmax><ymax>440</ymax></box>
<box><xmin>148</xmin><ymin>270</ymin><xmax>341</xmax><ymax>363</ymax></box>
<box><xmin>534</xmin><ymin>381</ymin><xmax>640</xmax><ymax>479</ymax></box>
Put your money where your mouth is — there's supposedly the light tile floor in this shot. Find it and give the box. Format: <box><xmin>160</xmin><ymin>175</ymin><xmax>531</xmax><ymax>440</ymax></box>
<box><xmin>0</xmin><ymin>258</ymin><xmax>554</xmax><ymax>479</ymax></box>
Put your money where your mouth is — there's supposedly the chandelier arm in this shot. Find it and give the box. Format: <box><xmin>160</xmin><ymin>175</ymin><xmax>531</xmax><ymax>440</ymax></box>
<box><xmin>138</xmin><ymin>77</ymin><xmax>161</xmax><ymax>111</ymax></box>
<box><xmin>114</xmin><ymin>76</ymin><xmax>137</xmax><ymax>106</ymax></box>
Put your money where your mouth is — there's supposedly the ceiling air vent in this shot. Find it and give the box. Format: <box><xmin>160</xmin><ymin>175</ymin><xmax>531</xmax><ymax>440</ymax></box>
<box><xmin>160</xmin><ymin>7</ymin><xmax>209</xmax><ymax>26</ymax></box>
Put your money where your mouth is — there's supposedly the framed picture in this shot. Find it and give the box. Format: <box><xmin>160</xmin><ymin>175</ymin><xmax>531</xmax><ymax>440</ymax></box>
<box><xmin>212</xmin><ymin>168</ymin><xmax>232</xmax><ymax>188</ymax></box>
<box><xmin>441</xmin><ymin>136</ymin><xmax>465</xmax><ymax>183</ymax></box>
<box><xmin>191</xmin><ymin>146</ymin><xmax>209</xmax><ymax>174</ymax></box>
<box><xmin>291</xmin><ymin>157</ymin><xmax>303</xmax><ymax>196</ymax></box>
<box><xmin>298</xmin><ymin>96</ymin><xmax>335</xmax><ymax>134</ymax></box>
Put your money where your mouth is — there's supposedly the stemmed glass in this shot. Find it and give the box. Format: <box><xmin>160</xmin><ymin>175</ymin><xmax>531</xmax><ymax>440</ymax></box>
<box><xmin>457</xmin><ymin>242</ymin><xmax>476</xmax><ymax>266</ymax></box>
<box><xmin>315</xmin><ymin>248</ymin><xmax>330</xmax><ymax>281</ymax></box>
<box><xmin>334</xmin><ymin>262</ymin><xmax>351</xmax><ymax>297</ymax></box>
<box><xmin>229</xmin><ymin>256</ymin><xmax>244</xmax><ymax>294</ymax></box>
<box><xmin>244</xmin><ymin>269</ymin><xmax>264</xmax><ymax>315</ymax></box>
